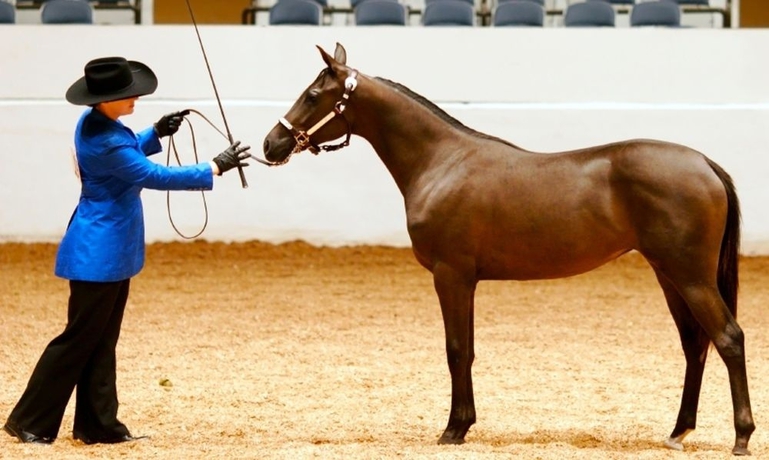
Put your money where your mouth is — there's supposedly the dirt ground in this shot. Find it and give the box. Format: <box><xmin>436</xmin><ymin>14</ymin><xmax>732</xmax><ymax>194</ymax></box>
<box><xmin>1</xmin><ymin>241</ymin><xmax>767</xmax><ymax>459</ymax></box>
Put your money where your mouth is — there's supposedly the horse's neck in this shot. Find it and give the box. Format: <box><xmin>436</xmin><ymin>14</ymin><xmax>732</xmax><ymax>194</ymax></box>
<box><xmin>353</xmin><ymin>80</ymin><xmax>465</xmax><ymax>194</ymax></box>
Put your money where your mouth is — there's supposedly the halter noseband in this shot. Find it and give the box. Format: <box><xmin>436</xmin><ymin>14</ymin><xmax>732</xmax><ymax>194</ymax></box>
<box><xmin>279</xmin><ymin>70</ymin><xmax>359</xmax><ymax>157</ymax></box>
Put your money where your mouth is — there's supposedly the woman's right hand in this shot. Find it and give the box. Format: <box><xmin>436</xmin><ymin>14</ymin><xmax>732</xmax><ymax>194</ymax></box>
<box><xmin>211</xmin><ymin>141</ymin><xmax>251</xmax><ymax>176</ymax></box>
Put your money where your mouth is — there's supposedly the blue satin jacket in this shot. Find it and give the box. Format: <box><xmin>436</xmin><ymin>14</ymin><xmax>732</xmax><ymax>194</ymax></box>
<box><xmin>55</xmin><ymin>108</ymin><xmax>214</xmax><ymax>282</ymax></box>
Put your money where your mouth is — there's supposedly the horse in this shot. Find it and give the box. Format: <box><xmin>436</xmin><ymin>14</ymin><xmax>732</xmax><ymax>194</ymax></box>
<box><xmin>261</xmin><ymin>43</ymin><xmax>755</xmax><ymax>455</ymax></box>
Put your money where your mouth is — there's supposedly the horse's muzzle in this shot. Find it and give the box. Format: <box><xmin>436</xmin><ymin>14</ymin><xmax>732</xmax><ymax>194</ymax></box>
<box><xmin>262</xmin><ymin>124</ymin><xmax>295</xmax><ymax>165</ymax></box>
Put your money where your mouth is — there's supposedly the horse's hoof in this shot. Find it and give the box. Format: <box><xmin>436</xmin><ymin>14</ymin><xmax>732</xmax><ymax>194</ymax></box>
<box><xmin>732</xmin><ymin>446</ymin><xmax>751</xmax><ymax>456</ymax></box>
<box><xmin>437</xmin><ymin>435</ymin><xmax>465</xmax><ymax>445</ymax></box>
<box><xmin>663</xmin><ymin>437</ymin><xmax>684</xmax><ymax>451</ymax></box>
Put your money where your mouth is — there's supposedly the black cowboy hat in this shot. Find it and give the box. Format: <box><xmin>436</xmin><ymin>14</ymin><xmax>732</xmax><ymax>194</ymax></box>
<box><xmin>66</xmin><ymin>56</ymin><xmax>158</xmax><ymax>106</ymax></box>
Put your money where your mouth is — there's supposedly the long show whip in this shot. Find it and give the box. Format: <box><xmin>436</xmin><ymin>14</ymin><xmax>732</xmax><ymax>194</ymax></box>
<box><xmin>183</xmin><ymin>0</ymin><xmax>248</xmax><ymax>188</ymax></box>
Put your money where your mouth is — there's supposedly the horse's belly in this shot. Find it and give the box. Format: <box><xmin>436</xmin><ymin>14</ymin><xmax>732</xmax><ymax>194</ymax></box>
<box><xmin>478</xmin><ymin>247</ymin><xmax>632</xmax><ymax>281</ymax></box>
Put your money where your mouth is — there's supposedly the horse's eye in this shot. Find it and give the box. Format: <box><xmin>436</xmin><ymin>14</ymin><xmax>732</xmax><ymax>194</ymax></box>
<box><xmin>306</xmin><ymin>89</ymin><xmax>320</xmax><ymax>103</ymax></box>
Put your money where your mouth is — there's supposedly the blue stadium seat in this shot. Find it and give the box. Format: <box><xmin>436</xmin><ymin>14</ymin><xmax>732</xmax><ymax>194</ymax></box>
<box><xmin>422</xmin><ymin>0</ymin><xmax>475</xmax><ymax>26</ymax></box>
<box><xmin>351</xmin><ymin>0</ymin><xmax>384</xmax><ymax>7</ymax></box>
<box><xmin>630</xmin><ymin>0</ymin><xmax>681</xmax><ymax>26</ymax></box>
<box><xmin>355</xmin><ymin>0</ymin><xmax>408</xmax><ymax>25</ymax></box>
<box><xmin>41</xmin><ymin>0</ymin><xmax>94</xmax><ymax>24</ymax></box>
<box><xmin>564</xmin><ymin>1</ymin><xmax>615</xmax><ymax>27</ymax></box>
<box><xmin>587</xmin><ymin>0</ymin><xmax>635</xmax><ymax>5</ymax></box>
<box><xmin>269</xmin><ymin>0</ymin><xmax>323</xmax><ymax>25</ymax></box>
<box><xmin>0</xmin><ymin>1</ymin><xmax>15</xmax><ymax>24</ymax></box>
<box><xmin>665</xmin><ymin>0</ymin><xmax>708</xmax><ymax>4</ymax></box>
<box><xmin>493</xmin><ymin>1</ymin><xmax>544</xmax><ymax>27</ymax></box>
<box><xmin>498</xmin><ymin>0</ymin><xmax>545</xmax><ymax>5</ymax></box>
<box><xmin>424</xmin><ymin>0</ymin><xmax>475</xmax><ymax>5</ymax></box>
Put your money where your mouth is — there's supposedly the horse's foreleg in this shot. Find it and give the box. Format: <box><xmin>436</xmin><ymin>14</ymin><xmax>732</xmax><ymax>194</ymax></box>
<box><xmin>432</xmin><ymin>262</ymin><xmax>477</xmax><ymax>445</ymax></box>
<box><xmin>654</xmin><ymin>272</ymin><xmax>710</xmax><ymax>452</ymax></box>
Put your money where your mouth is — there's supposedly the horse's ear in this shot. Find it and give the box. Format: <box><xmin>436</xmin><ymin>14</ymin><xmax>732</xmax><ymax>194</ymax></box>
<box><xmin>333</xmin><ymin>42</ymin><xmax>347</xmax><ymax>65</ymax></box>
<box><xmin>317</xmin><ymin>44</ymin><xmax>346</xmax><ymax>75</ymax></box>
<box><xmin>317</xmin><ymin>45</ymin><xmax>335</xmax><ymax>68</ymax></box>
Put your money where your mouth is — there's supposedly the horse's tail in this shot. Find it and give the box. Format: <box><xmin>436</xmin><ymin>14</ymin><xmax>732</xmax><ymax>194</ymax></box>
<box><xmin>705</xmin><ymin>156</ymin><xmax>741</xmax><ymax>320</ymax></box>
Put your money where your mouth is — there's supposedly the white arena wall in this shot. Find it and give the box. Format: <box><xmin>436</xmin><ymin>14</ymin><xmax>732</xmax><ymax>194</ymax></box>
<box><xmin>1</xmin><ymin>26</ymin><xmax>768</xmax><ymax>254</ymax></box>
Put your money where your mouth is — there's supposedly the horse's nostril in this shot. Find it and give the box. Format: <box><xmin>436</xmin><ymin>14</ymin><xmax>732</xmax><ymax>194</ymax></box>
<box><xmin>263</xmin><ymin>139</ymin><xmax>270</xmax><ymax>153</ymax></box>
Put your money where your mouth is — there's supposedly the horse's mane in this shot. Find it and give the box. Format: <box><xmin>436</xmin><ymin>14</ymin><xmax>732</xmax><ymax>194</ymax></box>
<box><xmin>374</xmin><ymin>77</ymin><xmax>518</xmax><ymax>149</ymax></box>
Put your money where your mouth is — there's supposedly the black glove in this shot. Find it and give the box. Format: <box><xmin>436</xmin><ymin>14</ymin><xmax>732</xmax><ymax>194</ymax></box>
<box><xmin>212</xmin><ymin>141</ymin><xmax>252</xmax><ymax>176</ymax></box>
<box><xmin>154</xmin><ymin>110</ymin><xmax>190</xmax><ymax>138</ymax></box>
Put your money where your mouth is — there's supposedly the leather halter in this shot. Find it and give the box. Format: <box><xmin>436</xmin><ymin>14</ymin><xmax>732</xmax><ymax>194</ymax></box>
<box><xmin>279</xmin><ymin>70</ymin><xmax>359</xmax><ymax>156</ymax></box>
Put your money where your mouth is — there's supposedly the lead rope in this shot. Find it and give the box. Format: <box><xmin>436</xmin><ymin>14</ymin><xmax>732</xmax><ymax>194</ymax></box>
<box><xmin>164</xmin><ymin>109</ymin><xmax>231</xmax><ymax>239</ymax></box>
<box><xmin>163</xmin><ymin>110</ymin><xmax>276</xmax><ymax>240</ymax></box>
<box><xmin>164</xmin><ymin>109</ymin><xmax>277</xmax><ymax>239</ymax></box>
<box><xmin>164</xmin><ymin>109</ymin><xmax>273</xmax><ymax>239</ymax></box>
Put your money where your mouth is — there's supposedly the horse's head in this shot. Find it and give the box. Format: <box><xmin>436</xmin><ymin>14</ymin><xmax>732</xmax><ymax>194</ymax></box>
<box><xmin>263</xmin><ymin>43</ymin><xmax>359</xmax><ymax>165</ymax></box>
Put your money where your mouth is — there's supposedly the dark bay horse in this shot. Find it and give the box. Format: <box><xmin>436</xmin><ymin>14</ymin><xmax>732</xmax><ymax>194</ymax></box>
<box><xmin>262</xmin><ymin>43</ymin><xmax>755</xmax><ymax>455</ymax></box>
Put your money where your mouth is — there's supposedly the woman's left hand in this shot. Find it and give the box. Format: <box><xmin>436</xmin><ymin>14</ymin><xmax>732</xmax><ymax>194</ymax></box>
<box><xmin>154</xmin><ymin>110</ymin><xmax>190</xmax><ymax>138</ymax></box>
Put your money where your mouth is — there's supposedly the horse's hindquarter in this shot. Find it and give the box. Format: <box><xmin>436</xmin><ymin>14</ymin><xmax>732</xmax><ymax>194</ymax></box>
<box><xmin>406</xmin><ymin>139</ymin><xmax>726</xmax><ymax>281</ymax></box>
<box><xmin>607</xmin><ymin>140</ymin><xmax>729</xmax><ymax>271</ymax></box>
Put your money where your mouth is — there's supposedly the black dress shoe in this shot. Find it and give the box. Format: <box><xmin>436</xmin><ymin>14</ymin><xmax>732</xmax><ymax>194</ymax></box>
<box><xmin>74</xmin><ymin>432</ymin><xmax>148</xmax><ymax>445</ymax></box>
<box><xmin>3</xmin><ymin>422</ymin><xmax>54</xmax><ymax>444</ymax></box>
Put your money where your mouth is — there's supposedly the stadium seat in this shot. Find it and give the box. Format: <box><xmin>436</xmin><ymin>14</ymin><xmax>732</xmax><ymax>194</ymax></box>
<box><xmin>498</xmin><ymin>0</ymin><xmax>545</xmax><ymax>5</ymax></box>
<box><xmin>355</xmin><ymin>0</ymin><xmax>408</xmax><ymax>25</ymax></box>
<box><xmin>493</xmin><ymin>1</ymin><xmax>544</xmax><ymax>26</ymax></box>
<box><xmin>587</xmin><ymin>0</ymin><xmax>635</xmax><ymax>5</ymax></box>
<box><xmin>424</xmin><ymin>0</ymin><xmax>475</xmax><ymax>5</ymax></box>
<box><xmin>665</xmin><ymin>0</ymin><xmax>708</xmax><ymax>4</ymax></box>
<box><xmin>422</xmin><ymin>0</ymin><xmax>475</xmax><ymax>26</ymax></box>
<box><xmin>0</xmin><ymin>1</ymin><xmax>15</xmax><ymax>24</ymax></box>
<box><xmin>630</xmin><ymin>0</ymin><xmax>681</xmax><ymax>26</ymax></box>
<box><xmin>663</xmin><ymin>0</ymin><xmax>719</xmax><ymax>28</ymax></box>
<box><xmin>351</xmin><ymin>0</ymin><xmax>386</xmax><ymax>7</ymax></box>
<box><xmin>564</xmin><ymin>1</ymin><xmax>615</xmax><ymax>27</ymax></box>
<box><xmin>41</xmin><ymin>0</ymin><xmax>94</xmax><ymax>24</ymax></box>
<box><xmin>269</xmin><ymin>0</ymin><xmax>323</xmax><ymax>25</ymax></box>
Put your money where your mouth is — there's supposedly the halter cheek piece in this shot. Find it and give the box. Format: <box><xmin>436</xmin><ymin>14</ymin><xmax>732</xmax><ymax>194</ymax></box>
<box><xmin>279</xmin><ymin>70</ymin><xmax>359</xmax><ymax>156</ymax></box>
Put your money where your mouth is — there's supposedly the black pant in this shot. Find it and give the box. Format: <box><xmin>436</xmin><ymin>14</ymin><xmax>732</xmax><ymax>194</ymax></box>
<box><xmin>6</xmin><ymin>279</ymin><xmax>132</xmax><ymax>440</ymax></box>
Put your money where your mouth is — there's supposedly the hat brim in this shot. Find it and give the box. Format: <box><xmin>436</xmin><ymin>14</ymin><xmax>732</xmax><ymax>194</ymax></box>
<box><xmin>65</xmin><ymin>60</ymin><xmax>158</xmax><ymax>106</ymax></box>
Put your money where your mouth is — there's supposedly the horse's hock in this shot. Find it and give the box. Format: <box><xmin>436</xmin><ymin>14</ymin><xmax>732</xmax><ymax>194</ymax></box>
<box><xmin>1</xmin><ymin>241</ymin><xmax>768</xmax><ymax>458</ymax></box>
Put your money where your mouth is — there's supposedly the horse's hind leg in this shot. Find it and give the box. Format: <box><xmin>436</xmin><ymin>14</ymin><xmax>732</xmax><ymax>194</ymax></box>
<box><xmin>653</xmin><ymin>270</ymin><xmax>710</xmax><ymax>451</ymax></box>
<box><xmin>652</xmin><ymin>265</ymin><xmax>754</xmax><ymax>455</ymax></box>
<box><xmin>432</xmin><ymin>262</ymin><xmax>477</xmax><ymax>445</ymax></box>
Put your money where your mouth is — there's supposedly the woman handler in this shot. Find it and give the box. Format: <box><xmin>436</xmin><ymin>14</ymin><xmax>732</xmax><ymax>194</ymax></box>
<box><xmin>3</xmin><ymin>56</ymin><xmax>251</xmax><ymax>445</ymax></box>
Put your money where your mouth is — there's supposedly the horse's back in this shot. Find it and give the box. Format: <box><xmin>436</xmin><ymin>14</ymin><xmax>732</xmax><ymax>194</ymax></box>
<box><xmin>538</xmin><ymin>138</ymin><xmax>725</xmax><ymax>213</ymax></box>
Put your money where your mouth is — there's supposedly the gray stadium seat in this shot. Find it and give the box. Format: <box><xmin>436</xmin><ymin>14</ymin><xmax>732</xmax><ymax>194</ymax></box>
<box><xmin>269</xmin><ymin>0</ymin><xmax>323</xmax><ymax>25</ymax></box>
<box><xmin>587</xmin><ymin>0</ymin><xmax>635</xmax><ymax>5</ymax></box>
<box><xmin>498</xmin><ymin>0</ymin><xmax>545</xmax><ymax>5</ymax></box>
<box><xmin>564</xmin><ymin>1</ymin><xmax>615</xmax><ymax>27</ymax></box>
<box><xmin>351</xmin><ymin>0</ymin><xmax>383</xmax><ymax>7</ymax></box>
<box><xmin>422</xmin><ymin>0</ymin><xmax>475</xmax><ymax>26</ymax></box>
<box><xmin>0</xmin><ymin>1</ymin><xmax>15</xmax><ymax>24</ymax></box>
<box><xmin>355</xmin><ymin>0</ymin><xmax>408</xmax><ymax>25</ymax></box>
<box><xmin>424</xmin><ymin>0</ymin><xmax>475</xmax><ymax>5</ymax></box>
<box><xmin>630</xmin><ymin>0</ymin><xmax>681</xmax><ymax>26</ymax></box>
<box><xmin>665</xmin><ymin>0</ymin><xmax>708</xmax><ymax>4</ymax></box>
<box><xmin>493</xmin><ymin>1</ymin><xmax>544</xmax><ymax>27</ymax></box>
<box><xmin>41</xmin><ymin>0</ymin><xmax>93</xmax><ymax>24</ymax></box>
